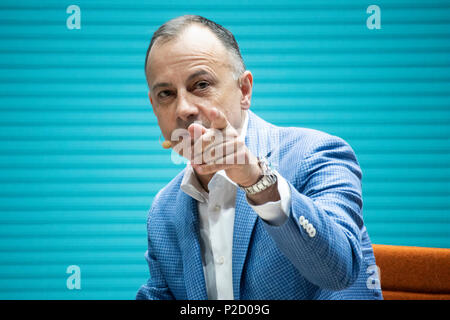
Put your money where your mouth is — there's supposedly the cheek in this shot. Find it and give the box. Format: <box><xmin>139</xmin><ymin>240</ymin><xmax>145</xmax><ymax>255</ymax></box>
<box><xmin>216</xmin><ymin>90</ymin><xmax>242</xmax><ymax>125</ymax></box>
<box><xmin>154</xmin><ymin>110</ymin><xmax>175</xmax><ymax>137</ymax></box>
<box><xmin>222</xmin><ymin>84</ymin><xmax>241</xmax><ymax>105</ymax></box>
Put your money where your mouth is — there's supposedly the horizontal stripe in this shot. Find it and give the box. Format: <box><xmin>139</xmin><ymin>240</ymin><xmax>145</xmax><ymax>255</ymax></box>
<box><xmin>1</xmin><ymin>53</ymin><xmax>449</xmax><ymax>67</ymax></box>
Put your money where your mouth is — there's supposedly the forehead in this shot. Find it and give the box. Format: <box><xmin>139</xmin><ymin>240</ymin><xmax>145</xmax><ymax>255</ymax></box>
<box><xmin>146</xmin><ymin>24</ymin><xmax>231</xmax><ymax>83</ymax></box>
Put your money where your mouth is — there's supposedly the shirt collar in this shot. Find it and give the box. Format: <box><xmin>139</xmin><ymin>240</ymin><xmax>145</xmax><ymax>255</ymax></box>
<box><xmin>180</xmin><ymin>110</ymin><xmax>249</xmax><ymax>203</ymax></box>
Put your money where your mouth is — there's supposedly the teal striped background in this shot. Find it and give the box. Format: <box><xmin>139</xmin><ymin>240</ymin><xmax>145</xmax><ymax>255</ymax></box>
<box><xmin>0</xmin><ymin>0</ymin><xmax>448</xmax><ymax>299</ymax></box>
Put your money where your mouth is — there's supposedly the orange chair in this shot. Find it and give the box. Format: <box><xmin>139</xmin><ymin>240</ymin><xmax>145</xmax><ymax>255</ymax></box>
<box><xmin>372</xmin><ymin>244</ymin><xmax>450</xmax><ymax>300</ymax></box>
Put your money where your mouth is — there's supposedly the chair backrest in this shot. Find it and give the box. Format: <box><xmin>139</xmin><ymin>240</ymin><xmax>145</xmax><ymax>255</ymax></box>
<box><xmin>372</xmin><ymin>244</ymin><xmax>450</xmax><ymax>300</ymax></box>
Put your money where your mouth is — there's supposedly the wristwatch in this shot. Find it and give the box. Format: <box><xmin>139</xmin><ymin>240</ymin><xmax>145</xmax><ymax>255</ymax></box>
<box><xmin>240</xmin><ymin>157</ymin><xmax>277</xmax><ymax>195</ymax></box>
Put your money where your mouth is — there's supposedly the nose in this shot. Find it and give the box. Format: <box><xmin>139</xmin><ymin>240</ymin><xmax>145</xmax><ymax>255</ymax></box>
<box><xmin>175</xmin><ymin>91</ymin><xmax>199</xmax><ymax>123</ymax></box>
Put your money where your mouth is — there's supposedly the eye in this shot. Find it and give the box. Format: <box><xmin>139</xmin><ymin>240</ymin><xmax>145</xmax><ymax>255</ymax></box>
<box><xmin>157</xmin><ymin>90</ymin><xmax>173</xmax><ymax>99</ymax></box>
<box><xmin>195</xmin><ymin>80</ymin><xmax>210</xmax><ymax>90</ymax></box>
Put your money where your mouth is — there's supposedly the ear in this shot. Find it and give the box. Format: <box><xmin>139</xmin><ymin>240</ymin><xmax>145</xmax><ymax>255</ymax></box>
<box><xmin>239</xmin><ymin>71</ymin><xmax>253</xmax><ymax>110</ymax></box>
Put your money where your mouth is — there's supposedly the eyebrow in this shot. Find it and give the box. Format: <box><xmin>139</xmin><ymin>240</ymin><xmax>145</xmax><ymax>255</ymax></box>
<box><xmin>151</xmin><ymin>70</ymin><xmax>213</xmax><ymax>92</ymax></box>
<box><xmin>151</xmin><ymin>82</ymin><xmax>172</xmax><ymax>92</ymax></box>
<box><xmin>186</xmin><ymin>70</ymin><xmax>211</xmax><ymax>83</ymax></box>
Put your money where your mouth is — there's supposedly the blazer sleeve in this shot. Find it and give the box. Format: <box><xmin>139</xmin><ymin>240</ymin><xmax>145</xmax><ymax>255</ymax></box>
<box><xmin>136</xmin><ymin>205</ymin><xmax>175</xmax><ymax>300</ymax></box>
<box><xmin>262</xmin><ymin>134</ymin><xmax>365</xmax><ymax>291</ymax></box>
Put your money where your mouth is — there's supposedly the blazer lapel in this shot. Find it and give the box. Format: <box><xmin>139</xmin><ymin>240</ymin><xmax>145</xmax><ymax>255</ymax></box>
<box><xmin>231</xmin><ymin>110</ymin><xmax>276</xmax><ymax>299</ymax></box>
<box><xmin>172</xmin><ymin>190</ymin><xmax>208</xmax><ymax>300</ymax></box>
<box><xmin>232</xmin><ymin>188</ymin><xmax>258</xmax><ymax>299</ymax></box>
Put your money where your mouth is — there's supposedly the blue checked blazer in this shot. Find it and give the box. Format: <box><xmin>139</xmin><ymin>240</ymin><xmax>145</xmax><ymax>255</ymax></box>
<box><xmin>136</xmin><ymin>110</ymin><xmax>383</xmax><ymax>300</ymax></box>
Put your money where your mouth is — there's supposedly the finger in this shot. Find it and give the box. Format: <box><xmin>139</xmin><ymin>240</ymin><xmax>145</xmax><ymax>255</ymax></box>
<box><xmin>201</xmin><ymin>146</ymin><xmax>249</xmax><ymax>171</ymax></box>
<box><xmin>202</xmin><ymin>139</ymin><xmax>246</xmax><ymax>165</ymax></box>
<box><xmin>186</xmin><ymin>123</ymin><xmax>207</xmax><ymax>164</ymax></box>
<box><xmin>196</xmin><ymin>105</ymin><xmax>230</xmax><ymax>130</ymax></box>
<box><xmin>188</xmin><ymin>128</ymin><xmax>218</xmax><ymax>163</ymax></box>
<box><xmin>209</xmin><ymin>108</ymin><xmax>229</xmax><ymax>130</ymax></box>
<box><xmin>187</xmin><ymin>122</ymin><xmax>207</xmax><ymax>140</ymax></box>
<box><xmin>194</xmin><ymin>162</ymin><xmax>238</xmax><ymax>175</ymax></box>
<box><xmin>194</xmin><ymin>149</ymin><xmax>251</xmax><ymax>174</ymax></box>
<box><xmin>191</xmin><ymin>128</ymin><xmax>226</xmax><ymax>160</ymax></box>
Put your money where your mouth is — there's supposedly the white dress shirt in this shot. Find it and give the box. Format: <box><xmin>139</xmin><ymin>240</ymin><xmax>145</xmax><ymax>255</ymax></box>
<box><xmin>180</xmin><ymin>110</ymin><xmax>292</xmax><ymax>300</ymax></box>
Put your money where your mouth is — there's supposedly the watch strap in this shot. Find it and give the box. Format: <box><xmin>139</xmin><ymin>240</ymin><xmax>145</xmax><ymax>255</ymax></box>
<box><xmin>240</xmin><ymin>157</ymin><xmax>277</xmax><ymax>195</ymax></box>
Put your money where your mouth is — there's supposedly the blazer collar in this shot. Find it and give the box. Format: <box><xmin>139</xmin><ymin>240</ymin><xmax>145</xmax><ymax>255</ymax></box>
<box><xmin>244</xmin><ymin>110</ymin><xmax>279</xmax><ymax>168</ymax></box>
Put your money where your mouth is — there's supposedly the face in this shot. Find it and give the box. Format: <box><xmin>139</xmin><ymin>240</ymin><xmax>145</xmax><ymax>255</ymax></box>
<box><xmin>146</xmin><ymin>24</ymin><xmax>252</xmax><ymax>148</ymax></box>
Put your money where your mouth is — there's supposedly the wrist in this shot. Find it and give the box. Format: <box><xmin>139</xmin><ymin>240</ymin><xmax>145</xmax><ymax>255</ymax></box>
<box><xmin>238</xmin><ymin>163</ymin><xmax>263</xmax><ymax>187</ymax></box>
<box><xmin>246</xmin><ymin>180</ymin><xmax>280</xmax><ymax>205</ymax></box>
<box><xmin>239</xmin><ymin>157</ymin><xmax>278</xmax><ymax>196</ymax></box>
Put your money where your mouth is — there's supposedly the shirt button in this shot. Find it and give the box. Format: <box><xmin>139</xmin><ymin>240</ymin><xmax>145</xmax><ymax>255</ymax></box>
<box><xmin>214</xmin><ymin>205</ymin><xmax>221</xmax><ymax>211</ymax></box>
<box><xmin>216</xmin><ymin>256</ymin><xmax>225</xmax><ymax>265</ymax></box>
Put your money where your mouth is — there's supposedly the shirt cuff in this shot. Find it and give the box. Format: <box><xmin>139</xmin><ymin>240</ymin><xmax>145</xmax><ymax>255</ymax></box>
<box><xmin>247</xmin><ymin>170</ymin><xmax>292</xmax><ymax>226</ymax></box>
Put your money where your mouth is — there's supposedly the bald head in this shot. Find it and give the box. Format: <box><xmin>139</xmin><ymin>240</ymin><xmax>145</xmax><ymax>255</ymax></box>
<box><xmin>144</xmin><ymin>15</ymin><xmax>245</xmax><ymax>82</ymax></box>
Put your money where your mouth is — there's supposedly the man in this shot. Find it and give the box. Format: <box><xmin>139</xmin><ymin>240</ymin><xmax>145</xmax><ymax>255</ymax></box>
<box><xmin>136</xmin><ymin>15</ymin><xmax>382</xmax><ymax>300</ymax></box>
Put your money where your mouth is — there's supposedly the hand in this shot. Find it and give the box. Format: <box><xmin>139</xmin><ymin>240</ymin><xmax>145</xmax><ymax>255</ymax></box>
<box><xmin>186</xmin><ymin>106</ymin><xmax>262</xmax><ymax>187</ymax></box>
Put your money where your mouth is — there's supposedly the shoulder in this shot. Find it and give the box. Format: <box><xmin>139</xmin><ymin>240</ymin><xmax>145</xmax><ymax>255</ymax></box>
<box><xmin>248</xmin><ymin>110</ymin><xmax>352</xmax><ymax>160</ymax></box>
<box><xmin>276</xmin><ymin>125</ymin><xmax>354</xmax><ymax>158</ymax></box>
